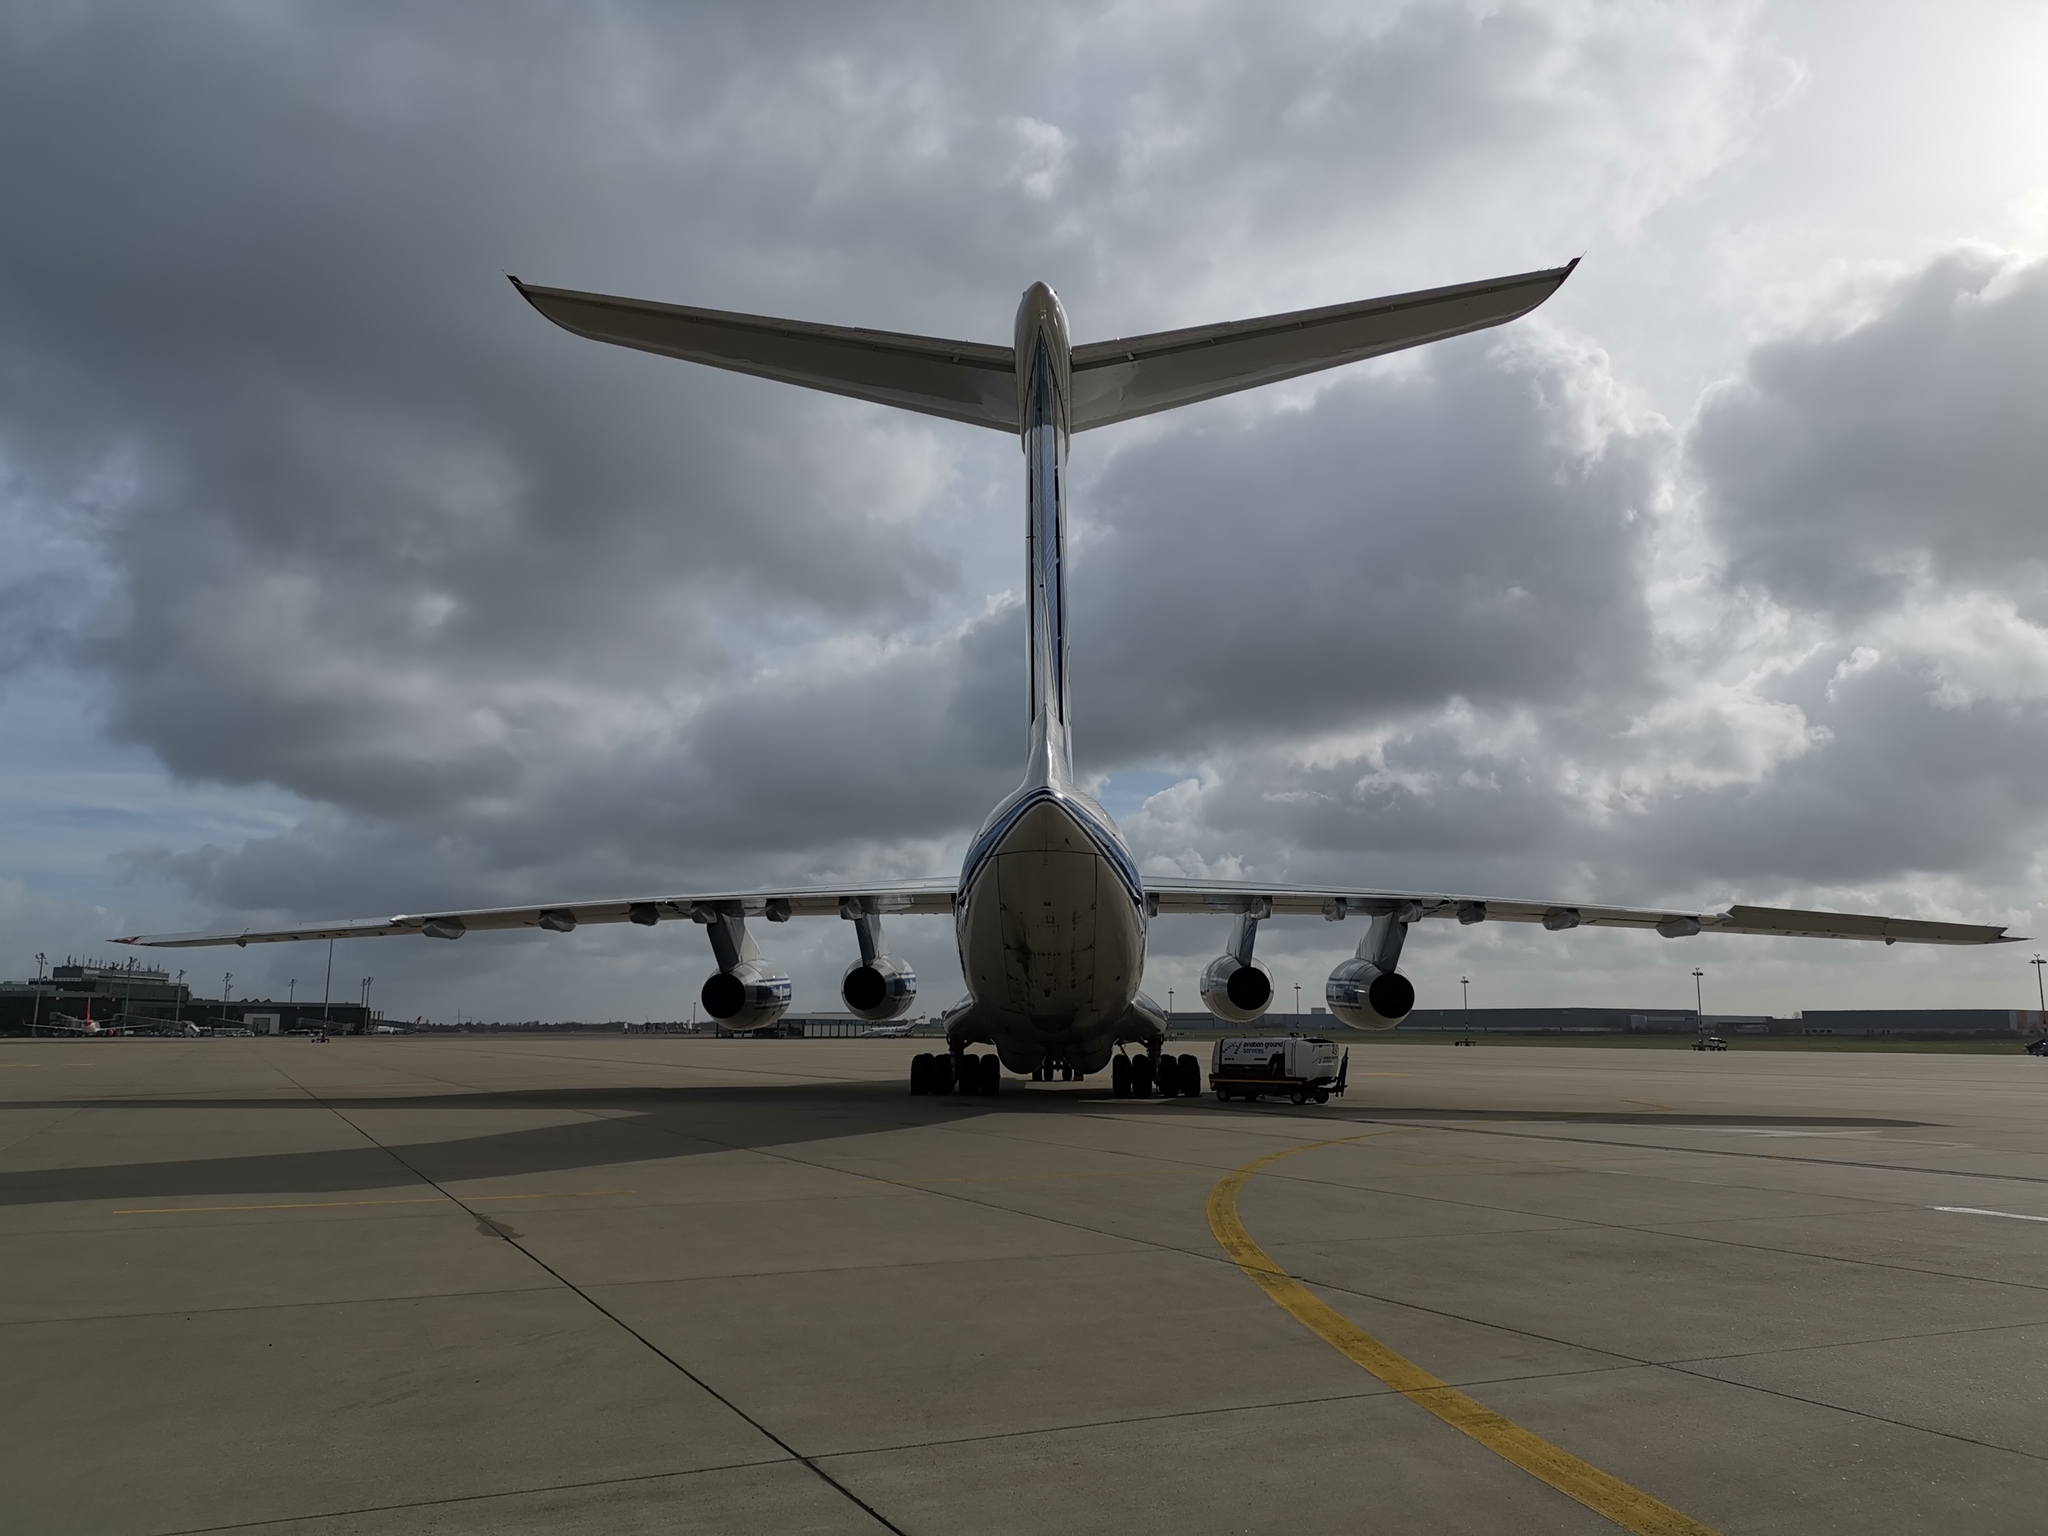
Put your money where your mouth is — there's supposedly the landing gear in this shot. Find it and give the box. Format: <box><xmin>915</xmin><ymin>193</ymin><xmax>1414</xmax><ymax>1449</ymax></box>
<box><xmin>1130</xmin><ymin>1054</ymin><xmax>1155</xmax><ymax>1098</ymax></box>
<box><xmin>1111</xmin><ymin>1054</ymin><xmax>1131</xmax><ymax>1097</ymax></box>
<box><xmin>1032</xmin><ymin>1054</ymin><xmax>1076</xmax><ymax>1083</ymax></box>
<box><xmin>910</xmin><ymin>1050</ymin><xmax>1006</xmax><ymax>1097</ymax></box>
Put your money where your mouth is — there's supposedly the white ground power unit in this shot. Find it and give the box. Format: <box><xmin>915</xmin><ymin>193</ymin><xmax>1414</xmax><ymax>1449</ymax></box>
<box><xmin>1210</xmin><ymin>1036</ymin><xmax>1350</xmax><ymax>1106</ymax></box>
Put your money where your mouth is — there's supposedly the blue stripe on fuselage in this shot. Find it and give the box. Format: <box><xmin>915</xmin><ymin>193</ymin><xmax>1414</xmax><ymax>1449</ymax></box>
<box><xmin>958</xmin><ymin>787</ymin><xmax>1145</xmax><ymax>912</ymax></box>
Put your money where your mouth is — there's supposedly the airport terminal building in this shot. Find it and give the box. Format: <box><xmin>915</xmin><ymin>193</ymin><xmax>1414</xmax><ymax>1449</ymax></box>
<box><xmin>0</xmin><ymin>960</ymin><xmax>382</xmax><ymax>1035</ymax></box>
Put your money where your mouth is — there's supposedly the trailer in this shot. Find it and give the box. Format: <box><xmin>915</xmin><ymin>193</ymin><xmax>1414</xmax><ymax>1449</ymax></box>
<box><xmin>1210</xmin><ymin>1036</ymin><xmax>1349</xmax><ymax>1105</ymax></box>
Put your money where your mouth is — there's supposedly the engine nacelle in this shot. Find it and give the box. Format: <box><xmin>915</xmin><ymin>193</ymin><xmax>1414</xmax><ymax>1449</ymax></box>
<box><xmin>1325</xmin><ymin>959</ymin><xmax>1414</xmax><ymax>1029</ymax></box>
<box><xmin>842</xmin><ymin>953</ymin><xmax>918</xmax><ymax>1021</ymax></box>
<box><xmin>1200</xmin><ymin>954</ymin><xmax>1274</xmax><ymax>1024</ymax></box>
<box><xmin>701</xmin><ymin>961</ymin><xmax>792</xmax><ymax>1033</ymax></box>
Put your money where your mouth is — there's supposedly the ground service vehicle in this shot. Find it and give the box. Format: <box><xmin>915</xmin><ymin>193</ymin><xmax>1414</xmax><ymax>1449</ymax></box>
<box><xmin>1211</xmin><ymin>1036</ymin><xmax>1349</xmax><ymax>1105</ymax></box>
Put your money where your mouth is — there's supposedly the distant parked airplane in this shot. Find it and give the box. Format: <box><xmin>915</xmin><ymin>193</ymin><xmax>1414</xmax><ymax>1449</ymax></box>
<box><xmin>118</xmin><ymin>261</ymin><xmax>2016</xmax><ymax>1096</ymax></box>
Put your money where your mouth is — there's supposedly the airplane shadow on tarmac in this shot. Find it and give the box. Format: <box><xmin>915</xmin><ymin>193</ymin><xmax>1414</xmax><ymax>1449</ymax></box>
<box><xmin>0</xmin><ymin>1080</ymin><xmax>1928</xmax><ymax>1210</ymax></box>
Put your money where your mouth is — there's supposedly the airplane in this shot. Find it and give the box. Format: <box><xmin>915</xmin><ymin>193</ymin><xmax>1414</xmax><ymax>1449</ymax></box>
<box><xmin>861</xmin><ymin>1021</ymin><xmax>921</xmax><ymax>1039</ymax></box>
<box><xmin>36</xmin><ymin>1002</ymin><xmax>104</xmax><ymax>1037</ymax></box>
<box><xmin>116</xmin><ymin>260</ymin><xmax>2017</xmax><ymax>1097</ymax></box>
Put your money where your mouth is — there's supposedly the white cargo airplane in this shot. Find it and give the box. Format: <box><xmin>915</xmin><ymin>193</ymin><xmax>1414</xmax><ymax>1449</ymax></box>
<box><xmin>117</xmin><ymin>262</ymin><xmax>2014</xmax><ymax>1094</ymax></box>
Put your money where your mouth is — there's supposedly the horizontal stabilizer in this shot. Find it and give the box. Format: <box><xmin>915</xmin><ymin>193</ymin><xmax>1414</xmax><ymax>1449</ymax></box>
<box><xmin>1068</xmin><ymin>261</ymin><xmax>1577</xmax><ymax>430</ymax></box>
<box><xmin>511</xmin><ymin>278</ymin><xmax>1018</xmax><ymax>430</ymax></box>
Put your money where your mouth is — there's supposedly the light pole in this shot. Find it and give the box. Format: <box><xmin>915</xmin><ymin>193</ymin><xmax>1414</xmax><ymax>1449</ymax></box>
<box><xmin>30</xmin><ymin>952</ymin><xmax>46</xmax><ymax>1036</ymax></box>
<box><xmin>1461</xmin><ymin>974</ymin><xmax>1470</xmax><ymax>1011</ymax></box>
<box><xmin>1167</xmin><ymin>987</ymin><xmax>1174</xmax><ymax>1017</ymax></box>
<box><xmin>173</xmin><ymin>969</ymin><xmax>185</xmax><ymax>1031</ymax></box>
<box><xmin>1691</xmin><ymin>967</ymin><xmax>1705</xmax><ymax>1033</ymax></box>
<box><xmin>222</xmin><ymin>971</ymin><xmax>233</xmax><ymax>1005</ymax></box>
<box><xmin>322</xmin><ymin>937</ymin><xmax>334</xmax><ymax>1023</ymax></box>
<box><xmin>1294</xmin><ymin>981</ymin><xmax>1302</xmax><ymax>1017</ymax></box>
<box><xmin>288</xmin><ymin>978</ymin><xmax>296</xmax><ymax>1005</ymax></box>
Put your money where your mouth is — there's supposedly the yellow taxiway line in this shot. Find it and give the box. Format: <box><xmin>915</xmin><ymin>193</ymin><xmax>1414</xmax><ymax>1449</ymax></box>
<box><xmin>1207</xmin><ymin>1132</ymin><xmax>1721</xmax><ymax>1536</ymax></box>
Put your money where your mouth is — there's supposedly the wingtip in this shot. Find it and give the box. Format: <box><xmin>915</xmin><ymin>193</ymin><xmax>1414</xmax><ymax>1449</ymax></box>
<box><xmin>1561</xmin><ymin>255</ymin><xmax>1582</xmax><ymax>279</ymax></box>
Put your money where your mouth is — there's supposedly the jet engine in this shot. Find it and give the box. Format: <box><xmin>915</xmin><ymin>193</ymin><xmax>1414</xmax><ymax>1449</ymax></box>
<box><xmin>701</xmin><ymin>960</ymin><xmax>792</xmax><ymax>1033</ymax></box>
<box><xmin>1325</xmin><ymin>905</ymin><xmax>1418</xmax><ymax>1029</ymax></box>
<box><xmin>692</xmin><ymin>902</ymin><xmax>791</xmax><ymax>1033</ymax></box>
<box><xmin>842</xmin><ymin>953</ymin><xmax>918</xmax><ymax>1021</ymax></box>
<box><xmin>837</xmin><ymin>899</ymin><xmax>917</xmax><ymax>1021</ymax></box>
<box><xmin>1200</xmin><ymin>953</ymin><xmax>1274</xmax><ymax>1023</ymax></box>
<box><xmin>1324</xmin><ymin>958</ymin><xmax>1414</xmax><ymax>1029</ymax></box>
<box><xmin>1200</xmin><ymin>911</ymin><xmax>1275</xmax><ymax>1024</ymax></box>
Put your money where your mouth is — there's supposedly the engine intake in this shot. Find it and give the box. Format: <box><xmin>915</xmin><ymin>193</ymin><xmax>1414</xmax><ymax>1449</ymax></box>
<box><xmin>842</xmin><ymin>953</ymin><xmax>918</xmax><ymax>1021</ymax></box>
<box><xmin>1200</xmin><ymin>953</ymin><xmax>1274</xmax><ymax>1024</ymax></box>
<box><xmin>701</xmin><ymin>961</ymin><xmax>792</xmax><ymax>1033</ymax></box>
<box><xmin>1325</xmin><ymin>959</ymin><xmax>1414</xmax><ymax>1029</ymax></box>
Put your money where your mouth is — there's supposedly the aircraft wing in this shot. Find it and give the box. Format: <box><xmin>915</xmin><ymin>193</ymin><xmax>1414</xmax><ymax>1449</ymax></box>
<box><xmin>1068</xmin><ymin>261</ymin><xmax>1577</xmax><ymax>430</ymax></box>
<box><xmin>111</xmin><ymin>879</ymin><xmax>961</xmax><ymax>949</ymax></box>
<box><xmin>1141</xmin><ymin>879</ymin><xmax>2017</xmax><ymax>946</ymax></box>
<box><xmin>510</xmin><ymin>278</ymin><xmax>1018</xmax><ymax>431</ymax></box>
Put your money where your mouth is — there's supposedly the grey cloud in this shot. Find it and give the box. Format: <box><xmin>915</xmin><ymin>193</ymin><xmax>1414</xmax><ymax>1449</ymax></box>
<box><xmin>1694</xmin><ymin>250</ymin><xmax>2048</xmax><ymax>616</ymax></box>
<box><xmin>1071</xmin><ymin>333</ymin><xmax>1668</xmax><ymax>767</ymax></box>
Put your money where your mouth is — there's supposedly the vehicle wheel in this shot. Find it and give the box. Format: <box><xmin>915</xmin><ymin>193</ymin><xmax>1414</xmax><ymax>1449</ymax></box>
<box><xmin>910</xmin><ymin>1053</ymin><xmax>931</xmax><ymax>1094</ymax></box>
<box><xmin>1315</xmin><ymin>1090</ymin><xmax>1330</xmax><ymax>1104</ymax></box>
<box><xmin>1290</xmin><ymin>1088</ymin><xmax>1309</xmax><ymax>1106</ymax></box>
<box><xmin>1179</xmin><ymin>1054</ymin><xmax>1202</xmax><ymax>1095</ymax></box>
<box><xmin>1214</xmin><ymin>1086</ymin><xmax>1230</xmax><ymax>1102</ymax></box>
<box><xmin>1111</xmin><ymin>1054</ymin><xmax>1131</xmax><ymax>1097</ymax></box>
<box><xmin>1131</xmin><ymin>1055</ymin><xmax>1155</xmax><ymax>1098</ymax></box>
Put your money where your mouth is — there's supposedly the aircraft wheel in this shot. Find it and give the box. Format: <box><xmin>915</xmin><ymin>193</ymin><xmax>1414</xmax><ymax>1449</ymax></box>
<box><xmin>909</xmin><ymin>1053</ymin><xmax>929</xmax><ymax>1094</ymax></box>
<box><xmin>1131</xmin><ymin>1056</ymin><xmax>1155</xmax><ymax>1098</ymax></box>
<box><xmin>1155</xmin><ymin>1059</ymin><xmax>1177</xmax><ymax>1098</ymax></box>
<box><xmin>1111</xmin><ymin>1055</ymin><xmax>1131</xmax><ymax>1097</ymax></box>
<box><xmin>934</xmin><ymin>1055</ymin><xmax>956</xmax><ymax>1094</ymax></box>
<box><xmin>983</xmin><ymin>1055</ymin><xmax>1002</xmax><ymax>1095</ymax></box>
<box><xmin>1179</xmin><ymin>1055</ymin><xmax>1202</xmax><ymax>1095</ymax></box>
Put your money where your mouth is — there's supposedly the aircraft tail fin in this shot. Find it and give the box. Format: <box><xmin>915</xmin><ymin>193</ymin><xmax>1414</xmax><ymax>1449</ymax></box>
<box><xmin>510</xmin><ymin>278</ymin><xmax>1019</xmax><ymax>431</ymax></box>
<box><xmin>1066</xmin><ymin>260</ymin><xmax>1577</xmax><ymax>431</ymax></box>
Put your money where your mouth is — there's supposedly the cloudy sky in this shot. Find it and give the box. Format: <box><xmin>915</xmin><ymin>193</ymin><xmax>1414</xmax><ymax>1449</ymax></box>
<box><xmin>6</xmin><ymin>0</ymin><xmax>2048</xmax><ymax>1022</ymax></box>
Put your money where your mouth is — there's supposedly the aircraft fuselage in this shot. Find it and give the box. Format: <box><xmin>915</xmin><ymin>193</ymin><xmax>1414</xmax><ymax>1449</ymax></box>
<box><xmin>944</xmin><ymin>284</ymin><xmax>1162</xmax><ymax>1075</ymax></box>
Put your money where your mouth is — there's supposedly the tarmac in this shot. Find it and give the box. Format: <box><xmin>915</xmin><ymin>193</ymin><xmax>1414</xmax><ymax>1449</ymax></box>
<box><xmin>5</xmin><ymin>1035</ymin><xmax>2048</xmax><ymax>1535</ymax></box>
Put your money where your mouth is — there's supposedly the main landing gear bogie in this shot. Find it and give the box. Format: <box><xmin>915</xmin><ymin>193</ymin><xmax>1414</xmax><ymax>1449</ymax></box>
<box><xmin>909</xmin><ymin>1052</ymin><xmax>1001</xmax><ymax>1096</ymax></box>
<box><xmin>1111</xmin><ymin>1052</ymin><xmax>1202</xmax><ymax>1100</ymax></box>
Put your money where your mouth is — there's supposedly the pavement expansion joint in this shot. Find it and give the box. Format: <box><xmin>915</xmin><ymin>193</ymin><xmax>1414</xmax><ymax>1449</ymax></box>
<box><xmin>145</xmin><ymin>1457</ymin><xmax>802</xmax><ymax>1536</ymax></box>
